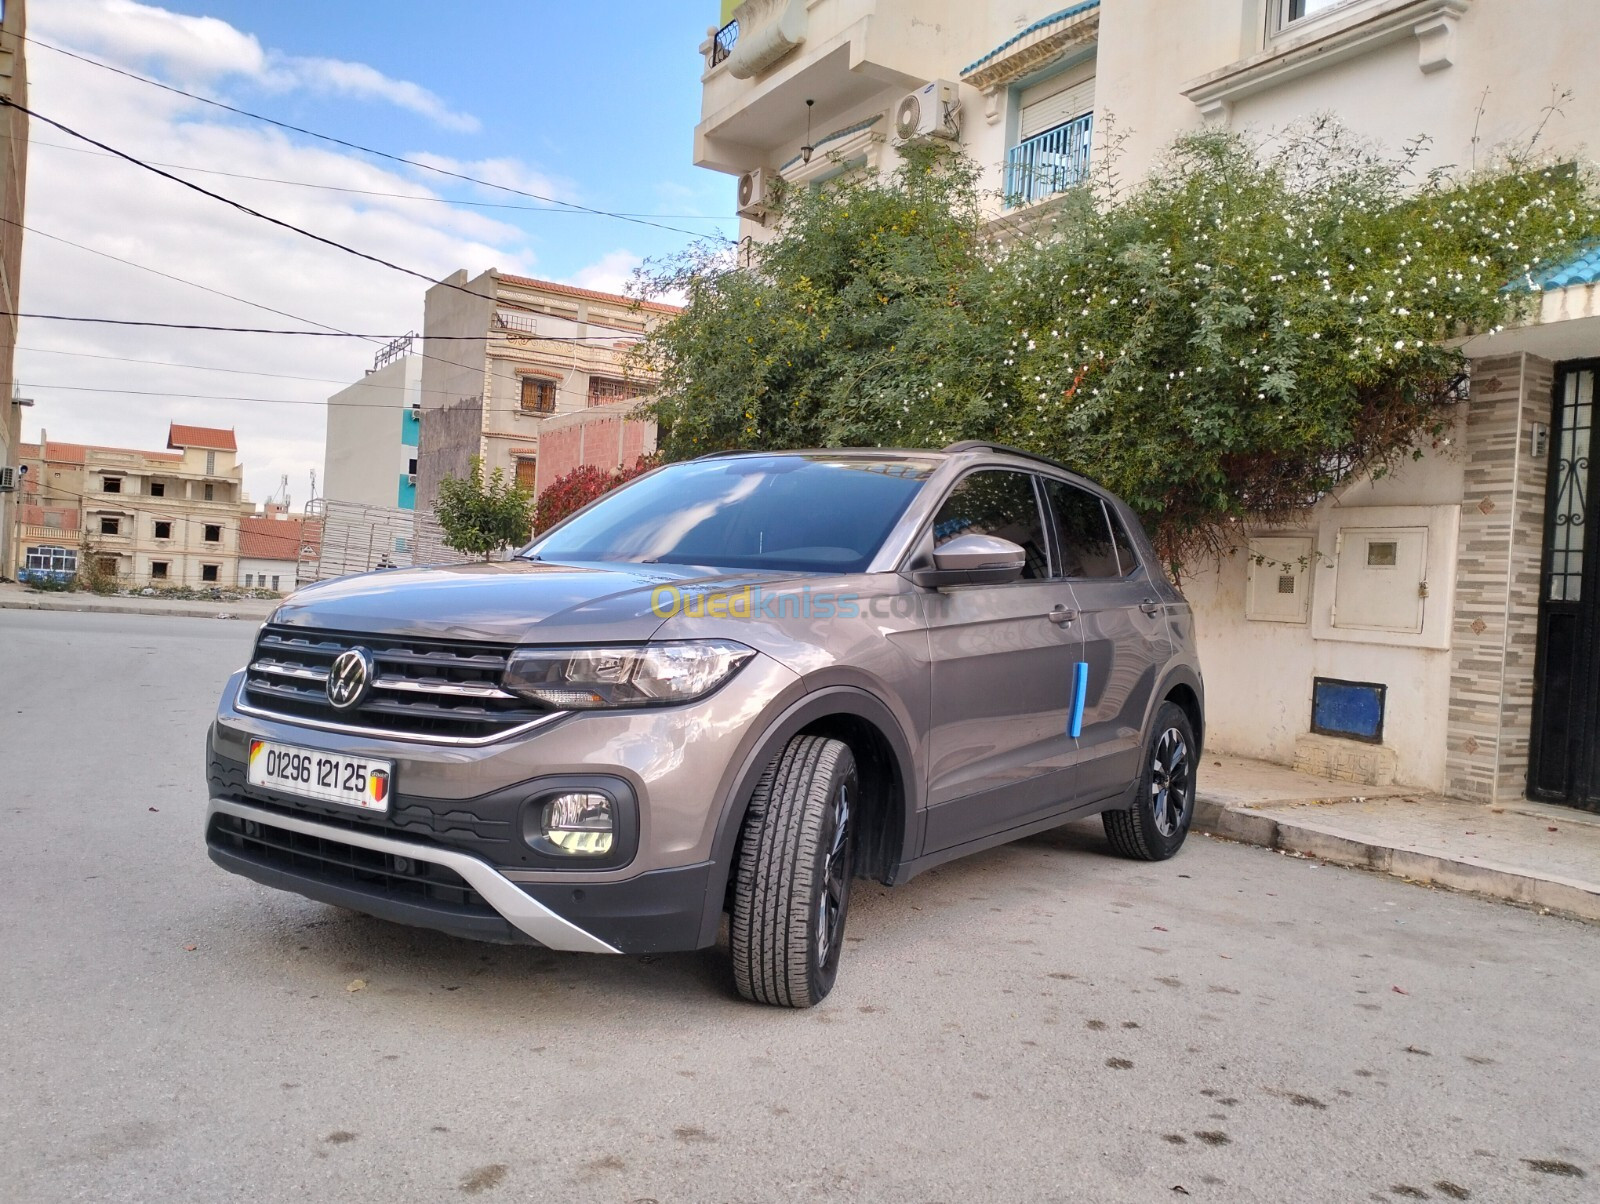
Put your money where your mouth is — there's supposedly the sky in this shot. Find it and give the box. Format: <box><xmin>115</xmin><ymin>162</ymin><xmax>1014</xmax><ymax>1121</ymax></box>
<box><xmin>17</xmin><ymin>0</ymin><xmax>735</xmax><ymax>506</ymax></box>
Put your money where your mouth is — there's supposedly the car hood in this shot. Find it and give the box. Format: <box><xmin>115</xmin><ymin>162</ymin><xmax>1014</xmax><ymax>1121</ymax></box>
<box><xmin>269</xmin><ymin>559</ymin><xmax>799</xmax><ymax>645</ymax></box>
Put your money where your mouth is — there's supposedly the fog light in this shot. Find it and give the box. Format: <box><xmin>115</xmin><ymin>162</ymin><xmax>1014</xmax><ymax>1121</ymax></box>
<box><xmin>540</xmin><ymin>792</ymin><xmax>615</xmax><ymax>856</ymax></box>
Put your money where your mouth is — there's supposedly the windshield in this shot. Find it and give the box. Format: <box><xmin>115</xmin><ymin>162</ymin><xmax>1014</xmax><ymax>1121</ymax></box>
<box><xmin>524</xmin><ymin>454</ymin><xmax>938</xmax><ymax>573</ymax></box>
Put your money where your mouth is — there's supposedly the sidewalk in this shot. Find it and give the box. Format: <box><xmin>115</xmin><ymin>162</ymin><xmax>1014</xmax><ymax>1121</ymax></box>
<box><xmin>0</xmin><ymin>582</ymin><xmax>280</xmax><ymax>621</ymax></box>
<box><xmin>1196</xmin><ymin>755</ymin><xmax>1600</xmax><ymax>923</ymax></box>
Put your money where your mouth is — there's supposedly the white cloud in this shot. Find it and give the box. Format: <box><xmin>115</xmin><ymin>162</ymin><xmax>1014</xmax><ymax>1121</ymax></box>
<box><xmin>39</xmin><ymin>0</ymin><xmax>478</xmax><ymax>132</ymax></box>
<box><xmin>17</xmin><ymin>4</ymin><xmax>561</xmax><ymax>505</ymax></box>
<box><xmin>268</xmin><ymin>58</ymin><xmax>480</xmax><ymax>133</ymax></box>
<box><xmin>405</xmin><ymin>152</ymin><xmax>575</xmax><ymax>204</ymax></box>
<box><xmin>567</xmin><ymin>250</ymin><xmax>644</xmax><ymax>298</ymax></box>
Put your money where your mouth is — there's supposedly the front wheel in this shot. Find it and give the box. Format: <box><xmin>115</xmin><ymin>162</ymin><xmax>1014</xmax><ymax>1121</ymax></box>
<box><xmin>730</xmin><ymin>735</ymin><xmax>857</xmax><ymax>1008</ymax></box>
<box><xmin>1102</xmin><ymin>702</ymin><xmax>1197</xmax><ymax>861</ymax></box>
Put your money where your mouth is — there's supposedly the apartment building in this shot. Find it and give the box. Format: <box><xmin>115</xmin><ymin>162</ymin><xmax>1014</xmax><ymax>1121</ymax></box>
<box><xmin>13</xmin><ymin>422</ymin><xmax>252</xmax><ymax>588</ymax></box>
<box><xmin>695</xmin><ymin>0</ymin><xmax>1600</xmax><ymax>812</ymax></box>
<box><xmin>0</xmin><ymin>0</ymin><xmax>28</xmax><ymax>582</ymax></box>
<box><xmin>324</xmin><ymin>336</ymin><xmax>422</xmax><ymax>512</ymax></box>
<box><xmin>415</xmin><ymin>272</ymin><xmax>678</xmax><ymax>515</ymax></box>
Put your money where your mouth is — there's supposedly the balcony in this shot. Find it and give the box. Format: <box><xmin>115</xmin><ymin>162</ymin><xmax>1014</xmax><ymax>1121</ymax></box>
<box><xmin>1003</xmin><ymin>113</ymin><xmax>1093</xmax><ymax>209</ymax></box>
<box><xmin>708</xmin><ymin>19</ymin><xmax>738</xmax><ymax>67</ymax></box>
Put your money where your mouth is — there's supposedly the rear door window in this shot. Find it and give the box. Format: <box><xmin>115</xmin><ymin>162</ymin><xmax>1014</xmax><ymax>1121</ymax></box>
<box><xmin>1042</xmin><ymin>478</ymin><xmax>1124</xmax><ymax>579</ymax></box>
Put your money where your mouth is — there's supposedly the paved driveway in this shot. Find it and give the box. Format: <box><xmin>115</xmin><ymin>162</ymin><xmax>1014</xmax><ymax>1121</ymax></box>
<box><xmin>2</xmin><ymin>610</ymin><xmax>1596</xmax><ymax>1202</ymax></box>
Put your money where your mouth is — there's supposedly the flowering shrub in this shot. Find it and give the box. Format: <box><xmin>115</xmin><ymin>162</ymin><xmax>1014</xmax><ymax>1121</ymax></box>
<box><xmin>534</xmin><ymin>455</ymin><xmax>659</xmax><ymax>535</ymax></box>
<box><xmin>641</xmin><ymin>126</ymin><xmax>1600</xmax><ymax>563</ymax></box>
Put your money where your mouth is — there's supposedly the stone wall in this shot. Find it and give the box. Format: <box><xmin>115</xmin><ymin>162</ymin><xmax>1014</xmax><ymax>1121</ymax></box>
<box><xmin>1445</xmin><ymin>353</ymin><xmax>1555</xmax><ymax>803</ymax></box>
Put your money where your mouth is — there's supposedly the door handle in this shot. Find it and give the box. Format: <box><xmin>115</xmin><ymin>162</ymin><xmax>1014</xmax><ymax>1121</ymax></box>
<box><xmin>1049</xmin><ymin>605</ymin><xmax>1077</xmax><ymax>626</ymax></box>
<box><xmin>1139</xmin><ymin>598</ymin><xmax>1162</xmax><ymax>616</ymax></box>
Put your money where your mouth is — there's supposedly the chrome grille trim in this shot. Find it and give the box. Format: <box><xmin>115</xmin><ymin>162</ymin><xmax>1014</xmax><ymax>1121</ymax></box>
<box><xmin>240</xmin><ymin>624</ymin><xmax>553</xmax><ymax>743</ymax></box>
<box><xmin>234</xmin><ymin>679</ymin><xmax>567</xmax><ymax>747</ymax></box>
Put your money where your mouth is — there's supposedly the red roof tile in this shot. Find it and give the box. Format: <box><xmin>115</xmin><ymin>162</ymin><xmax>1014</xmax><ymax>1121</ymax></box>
<box><xmin>238</xmin><ymin>515</ymin><xmax>317</xmax><ymax>561</ymax></box>
<box><xmin>167</xmin><ymin>423</ymin><xmax>238</xmax><ymax>451</ymax></box>
<box><xmin>495</xmin><ymin>273</ymin><xmax>682</xmax><ymax>315</ymax></box>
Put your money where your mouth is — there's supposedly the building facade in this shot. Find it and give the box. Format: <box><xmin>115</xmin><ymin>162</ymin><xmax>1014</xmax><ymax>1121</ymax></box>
<box><xmin>323</xmin><ymin>339</ymin><xmax>421</xmax><ymax>512</ymax></box>
<box><xmin>0</xmin><ymin>0</ymin><xmax>27</xmax><ymax>582</ymax></box>
<box><xmin>13</xmin><ymin>423</ymin><xmax>252</xmax><ymax>588</ymax></box>
<box><xmin>415</xmin><ymin>272</ymin><xmax>677</xmax><ymax>518</ymax></box>
<box><xmin>695</xmin><ymin>0</ymin><xmax>1600</xmax><ymax>811</ymax></box>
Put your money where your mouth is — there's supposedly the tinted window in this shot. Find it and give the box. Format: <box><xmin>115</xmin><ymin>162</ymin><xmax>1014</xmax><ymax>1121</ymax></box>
<box><xmin>526</xmin><ymin>454</ymin><xmax>937</xmax><ymax>574</ymax></box>
<box><xmin>931</xmin><ymin>470</ymin><xmax>1049</xmax><ymax>581</ymax></box>
<box><xmin>1106</xmin><ymin>505</ymin><xmax>1140</xmax><ymax>576</ymax></box>
<box><xmin>1043</xmin><ymin>479</ymin><xmax>1122</xmax><ymax>579</ymax></box>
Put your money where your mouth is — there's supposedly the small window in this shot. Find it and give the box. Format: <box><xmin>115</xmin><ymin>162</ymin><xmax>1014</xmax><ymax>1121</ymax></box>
<box><xmin>99</xmin><ymin>516</ymin><xmax>120</xmax><ymax>535</ymax></box>
<box><xmin>149</xmin><ymin>481</ymin><xmax>165</xmax><ymax>498</ymax></box>
<box><xmin>408</xmin><ymin>457</ymin><xmax>418</xmax><ymax>476</ymax></box>
<box><xmin>154</xmin><ymin>520</ymin><xmax>172</xmax><ymax>540</ymax></box>
<box><xmin>243</xmin><ymin>574</ymin><xmax>253</xmax><ymax>587</ymax></box>
<box><xmin>1367</xmin><ymin>540</ymin><xmax>1398</xmax><ymax>567</ymax></box>
<box><xmin>520</xmin><ymin>377</ymin><xmax>558</xmax><ymax>414</ymax></box>
<box><xmin>1279</xmin><ymin>0</ymin><xmax>1351</xmax><ymax>27</ymax></box>
<box><xmin>201</xmin><ymin>564</ymin><xmax>219</xmax><ymax>583</ymax></box>
<box><xmin>515</xmin><ymin>457</ymin><xmax>538</xmax><ymax>491</ymax></box>
<box><xmin>203</xmin><ymin>483</ymin><xmax>215</xmax><ymax>501</ymax></box>
<box><xmin>103</xmin><ymin>477</ymin><xmax>122</xmax><ymax>494</ymax></box>
<box><xmin>151</xmin><ymin>561</ymin><xmax>168</xmax><ymax>580</ymax></box>
<box><xmin>205</xmin><ymin>450</ymin><xmax>217</xmax><ymax>475</ymax></box>
<box><xmin>1042</xmin><ymin>479</ymin><xmax>1122</xmax><ymax>579</ymax></box>
<box><xmin>930</xmin><ymin>470</ymin><xmax>1049</xmax><ymax>581</ymax></box>
<box><xmin>271</xmin><ymin>575</ymin><xmax>281</xmax><ymax>591</ymax></box>
<box><xmin>203</xmin><ymin>524</ymin><xmax>221</xmax><ymax>542</ymax></box>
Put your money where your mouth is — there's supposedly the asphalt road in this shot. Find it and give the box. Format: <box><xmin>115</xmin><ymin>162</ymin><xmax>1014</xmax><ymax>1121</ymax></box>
<box><xmin>2</xmin><ymin>609</ymin><xmax>1597</xmax><ymax>1204</ymax></box>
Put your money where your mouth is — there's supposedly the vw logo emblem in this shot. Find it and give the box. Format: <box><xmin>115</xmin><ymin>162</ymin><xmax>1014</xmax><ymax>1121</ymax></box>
<box><xmin>326</xmin><ymin>647</ymin><xmax>375</xmax><ymax>710</ymax></box>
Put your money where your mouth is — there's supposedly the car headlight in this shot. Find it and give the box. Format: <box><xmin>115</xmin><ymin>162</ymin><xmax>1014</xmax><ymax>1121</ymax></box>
<box><xmin>502</xmin><ymin>640</ymin><xmax>756</xmax><ymax>709</ymax></box>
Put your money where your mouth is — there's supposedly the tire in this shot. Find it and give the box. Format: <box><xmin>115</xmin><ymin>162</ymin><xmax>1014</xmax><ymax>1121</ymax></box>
<box><xmin>1102</xmin><ymin>702</ymin><xmax>1197</xmax><ymax>862</ymax></box>
<box><xmin>730</xmin><ymin>735</ymin><xmax>858</xmax><ymax>1008</ymax></box>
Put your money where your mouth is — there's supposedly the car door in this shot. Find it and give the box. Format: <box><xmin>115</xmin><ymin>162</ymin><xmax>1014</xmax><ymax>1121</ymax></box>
<box><xmin>921</xmin><ymin>468</ymin><xmax>1084</xmax><ymax>851</ymax></box>
<box><xmin>1041</xmin><ymin>477</ymin><xmax>1172</xmax><ymax>806</ymax></box>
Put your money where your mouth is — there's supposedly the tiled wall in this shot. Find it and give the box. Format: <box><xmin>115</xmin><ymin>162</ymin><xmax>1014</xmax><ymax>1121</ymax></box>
<box><xmin>1446</xmin><ymin>353</ymin><xmax>1554</xmax><ymax>802</ymax></box>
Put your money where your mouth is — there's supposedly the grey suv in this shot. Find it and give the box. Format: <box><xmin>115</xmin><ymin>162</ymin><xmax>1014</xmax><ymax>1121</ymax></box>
<box><xmin>206</xmin><ymin>443</ymin><xmax>1203</xmax><ymax>1007</ymax></box>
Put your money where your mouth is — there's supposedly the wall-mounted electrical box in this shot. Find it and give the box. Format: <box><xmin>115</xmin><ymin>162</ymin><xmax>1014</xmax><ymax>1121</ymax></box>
<box><xmin>1245</xmin><ymin>534</ymin><xmax>1313</xmax><ymax>624</ymax></box>
<box><xmin>1332</xmin><ymin>525</ymin><xmax>1428</xmax><ymax>634</ymax></box>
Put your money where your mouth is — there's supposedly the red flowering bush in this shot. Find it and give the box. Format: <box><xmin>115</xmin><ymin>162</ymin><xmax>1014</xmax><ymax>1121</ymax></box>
<box><xmin>534</xmin><ymin>454</ymin><xmax>659</xmax><ymax>535</ymax></box>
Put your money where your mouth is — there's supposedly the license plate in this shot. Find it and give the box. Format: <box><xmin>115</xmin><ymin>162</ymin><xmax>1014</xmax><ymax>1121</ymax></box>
<box><xmin>247</xmin><ymin>740</ymin><xmax>393</xmax><ymax>812</ymax></box>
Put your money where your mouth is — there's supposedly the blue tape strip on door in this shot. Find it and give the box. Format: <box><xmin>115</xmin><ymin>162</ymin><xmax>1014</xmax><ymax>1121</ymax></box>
<box><xmin>1069</xmin><ymin>661</ymin><xmax>1088</xmax><ymax>739</ymax></box>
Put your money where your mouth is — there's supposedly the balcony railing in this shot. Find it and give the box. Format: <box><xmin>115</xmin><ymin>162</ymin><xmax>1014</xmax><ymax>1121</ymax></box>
<box><xmin>710</xmin><ymin>19</ymin><xmax>739</xmax><ymax>66</ymax></box>
<box><xmin>1003</xmin><ymin>113</ymin><xmax>1093</xmax><ymax>209</ymax></box>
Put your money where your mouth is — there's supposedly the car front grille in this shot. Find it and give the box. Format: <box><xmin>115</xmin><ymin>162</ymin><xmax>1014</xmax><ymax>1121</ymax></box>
<box><xmin>209</xmin><ymin>811</ymin><xmax>493</xmax><ymax>912</ymax></box>
<box><xmin>240</xmin><ymin>625</ymin><xmax>554</xmax><ymax>743</ymax></box>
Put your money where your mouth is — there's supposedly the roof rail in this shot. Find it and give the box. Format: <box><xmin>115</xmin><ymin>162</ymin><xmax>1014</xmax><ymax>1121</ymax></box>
<box><xmin>941</xmin><ymin>441</ymin><xmax>1107</xmax><ymax>489</ymax></box>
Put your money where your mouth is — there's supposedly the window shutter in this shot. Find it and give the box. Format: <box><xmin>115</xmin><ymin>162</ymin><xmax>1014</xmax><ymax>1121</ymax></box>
<box><xmin>1019</xmin><ymin>75</ymin><xmax>1095</xmax><ymax>140</ymax></box>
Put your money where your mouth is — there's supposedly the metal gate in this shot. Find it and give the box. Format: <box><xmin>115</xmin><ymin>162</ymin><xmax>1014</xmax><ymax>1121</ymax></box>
<box><xmin>1529</xmin><ymin>363</ymin><xmax>1598</xmax><ymax>810</ymax></box>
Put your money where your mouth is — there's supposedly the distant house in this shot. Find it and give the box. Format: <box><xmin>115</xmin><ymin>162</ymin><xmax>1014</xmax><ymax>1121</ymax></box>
<box><xmin>238</xmin><ymin>505</ymin><xmax>321</xmax><ymax>594</ymax></box>
<box><xmin>12</xmin><ymin>421</ymin><xmax>252</xmax><ymax>588</ymax></box>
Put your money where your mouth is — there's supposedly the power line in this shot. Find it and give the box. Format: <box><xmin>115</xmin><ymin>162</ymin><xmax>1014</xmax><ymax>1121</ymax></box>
<box><xmin>2</xmin><ymin>311</ymin><xmax>644</xmax><ymax>340</ymax></box>
<box><xmin>15</xmin><ymin>344</ymin><xmax>420</xmax><ymax>391</ymax></box>
<box><xmin>1</xmin><ymin>97</ymin><xmax>512</xmax><ymax>306</ymax></box>
<box><xmin>23</xmin><ymin>135</ymin><xmax>728</xmax><ymax>221</ymax></box>
<box><xmin>28</xmin><ymin>381</ymin><xmax>464</xmax><ymax>410</ymax></box>
<box><xmin>24</xmin><ymin>33</ymin><xmax>732</xmax><ymax>244</ymax></box>
<box><xmin>3</xmin><ymin>215</ymin><xmax>349</xmax><ymax>335</ymax></box>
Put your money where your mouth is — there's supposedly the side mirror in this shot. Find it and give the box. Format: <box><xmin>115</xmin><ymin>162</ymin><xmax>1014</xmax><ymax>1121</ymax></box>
<box><xmin>907</xmin><ymin>533</ymin><xmax>1027</xmax><ymax>588</ymax></box>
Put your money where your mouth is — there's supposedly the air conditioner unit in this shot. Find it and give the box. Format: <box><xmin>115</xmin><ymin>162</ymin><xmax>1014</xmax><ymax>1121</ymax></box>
<box><xmin>737</xmin><ymin>167</ymin><xmax>772</xmax><ymax>218</ymax></box>
<box><xmin>896</xmin><ymin>80</ymin><xmax>961</xmax><ymax>141</ymax></box>
<box><xmin>407</xmin><ymin>473</ymin><xmax>417</xmax><ymax>486</ymax></box>
<box><xmin>0</xmin><ymin>465</ymin><xmax>14</xmax><ymax>492</ymax></box>
<box><xmin>409</xmin><ymin>403</ymin><xmax>421</xmax><ymax>420</ymax></box>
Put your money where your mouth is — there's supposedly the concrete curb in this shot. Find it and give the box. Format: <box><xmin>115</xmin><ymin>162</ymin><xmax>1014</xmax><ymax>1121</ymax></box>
<box><xmin>1195</xmin><ymin>797</ymin><xmax>1600</xmax><ymax>924</ymax></box>
<box><xmin>0</xmin><ymin>597</ymin><xmax>269</xmax><ymax>622</ymax></box>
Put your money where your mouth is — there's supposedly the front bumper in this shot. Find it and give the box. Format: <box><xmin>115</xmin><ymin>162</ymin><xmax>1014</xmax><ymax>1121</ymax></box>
<box><xmin>206</xmin><ymin>797</ymin><xmax>717</xmax><ymax>953</ymax></box>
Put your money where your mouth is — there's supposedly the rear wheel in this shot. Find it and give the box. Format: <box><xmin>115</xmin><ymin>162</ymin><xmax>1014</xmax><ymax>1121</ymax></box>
<box><xmin>730</xmin><ymin>735</ymin><xmax>857</xmax><ymax>1008</ymax></box>
<box><xmin>1102</xmin><ymin>702</ymin><xmax>1196</xmax><ymax>861</ymax></box>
